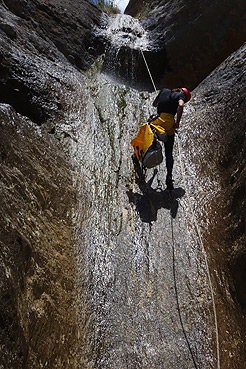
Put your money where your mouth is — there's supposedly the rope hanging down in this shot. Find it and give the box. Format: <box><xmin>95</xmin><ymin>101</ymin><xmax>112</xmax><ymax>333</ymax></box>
<box><xmin>176</xmin><ymin>134</ymin><xmax>220</xmax><ymax>369</ymax></box>
<box><xmin>140</xmin><ymin>47</ymin><xmax>221</xmax><ymax>369</ymax></box>
<box><xmin>171</xmin><ymin>217</ymin><xmax>199</xmax><ymax>369</ymax></box>
<box><xmin>140</xmin><ymin>50</ymin><xmax>157</xmax><ymax>94</ymax></box>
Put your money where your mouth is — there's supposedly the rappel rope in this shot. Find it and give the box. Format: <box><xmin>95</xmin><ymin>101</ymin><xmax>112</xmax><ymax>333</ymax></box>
<box><xmin>139</xmin><ymin>48</ymin><xmax>220</xmax><ymax>369</ymax></box>
<box><xmin>171</xmin><ymin>217</ymin><xmax>198</xmax><ymax>369</ymax></box>
<box><xmin>176</xmin><ymin>134</ymin><xmax>220</xmax><ymax>369</ymax></box>
<box><xmin>140</xmin><ymin>50</ymin><xmax>157</xmax><ymax>94</ymax></box>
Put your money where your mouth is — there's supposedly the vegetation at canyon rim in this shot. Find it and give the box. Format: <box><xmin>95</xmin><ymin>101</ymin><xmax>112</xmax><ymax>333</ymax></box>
<box><xmin>90</xmin><ymin>0</ymin><xmax>121</xmax><ymax>14</ymax></box>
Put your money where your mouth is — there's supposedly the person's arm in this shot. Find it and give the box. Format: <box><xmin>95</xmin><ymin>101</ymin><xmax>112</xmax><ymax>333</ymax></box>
<box><xmin>153</xmin><ymin>90</ymin><xmax>161</xmax><ymax>107</ymax></box>
<box><xmin>153</xmin><ymin>97</ymin><xmax>158</xmax><ymax>107</ymax></box>
<box><xmin>174</xmin><ymin>99</ymin><xmax>184</xmax><ymax>128</ymax></box>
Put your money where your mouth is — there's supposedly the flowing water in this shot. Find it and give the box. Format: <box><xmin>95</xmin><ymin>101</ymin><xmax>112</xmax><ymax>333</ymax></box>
<box><xmin>69</xmin><ymin>73</ymin><xmax>216</xmax><ymax>368</ymax></box>
<box><xmin>96</xmin><ymin>14</ymin><xmax>151</xmax><ymax>89</ymax></box>
<box><xmin>3</xmin><ymin>8</ymin><xmax>244</xmax><ymax>368</ymax></box>
<box><xmin>98</xmin><ymin>14</ymin><xmax>149</xmax><ymax>50</ymax></box>
<box><xmin>50</xmin><ymin>15</ymin><xmax>221</xmax><ymax>367</ymax></box>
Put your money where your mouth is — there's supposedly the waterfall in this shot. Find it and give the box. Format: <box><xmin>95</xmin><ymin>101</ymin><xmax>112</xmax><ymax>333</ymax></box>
<box><xmin>2</xmin><ymin>1</ymin><xmax>245</xmax><ymax>367</ymax></box>
<box><xmin>98</xmin><ymin>14</ymin><xmax>149</xmax><ymax>50</ymax></box>
<box><xmin>95</xmin><ymin>14</ymin><xmax>152</xmax><ymax>89</ymax></box>
<box><xmin>39</xmin><ymin>11</ymin><xmax>220</xmax><ymax>369</ymax></box>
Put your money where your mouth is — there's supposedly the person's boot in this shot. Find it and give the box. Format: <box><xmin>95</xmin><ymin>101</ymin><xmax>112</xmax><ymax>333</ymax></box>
<box><xmin>166</xmin><ymin>175</ymin><xmax>174</xmax><ymax>191</ymax></box>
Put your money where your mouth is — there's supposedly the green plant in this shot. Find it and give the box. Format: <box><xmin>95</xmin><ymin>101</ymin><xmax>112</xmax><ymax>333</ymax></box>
<box><xmin>135</xmin><ymin>1</ymin><xmax>157</xmax><ymax>19</ymax></box>
<box><xmin>91</xmin><ymin>0</ymin><xmax>120</xmax><ymax>15</ymax></box>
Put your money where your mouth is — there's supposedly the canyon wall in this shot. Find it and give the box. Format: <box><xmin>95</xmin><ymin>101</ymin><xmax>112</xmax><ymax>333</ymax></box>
<box><xmin>0</xmin><ymin>0</ymin><xmax>246</xmax><ymax>368</ymax></box>
<box><xmin>124</xmin><ymin>0</ymin><xmax>246</xmax><ymax>90</ymax></box>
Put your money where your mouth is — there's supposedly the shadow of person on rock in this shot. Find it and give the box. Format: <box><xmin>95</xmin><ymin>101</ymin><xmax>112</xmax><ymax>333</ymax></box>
<box><xmin>127</xmin><ymin>169</ymin><xmax>185</xmax><ymax>224</ymax></box>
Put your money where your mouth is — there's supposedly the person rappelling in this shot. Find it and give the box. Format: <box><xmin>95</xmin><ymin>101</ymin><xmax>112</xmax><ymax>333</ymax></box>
<box><xmin>152</xmin><ymin>87</ymin><xmax>191</xmax><ymax>190</ymax></box>
<box><xmin>131</xmin><ymin>87</ymin><xmax>191</xmax><ymax>191</ymax></box>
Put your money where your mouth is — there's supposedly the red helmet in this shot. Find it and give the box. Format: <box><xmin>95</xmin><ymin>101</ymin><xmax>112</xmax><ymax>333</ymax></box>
<box><xmin>181</xmin><ymin>88</ymin><xmax>191</xmax><ymax>102</ymax></box>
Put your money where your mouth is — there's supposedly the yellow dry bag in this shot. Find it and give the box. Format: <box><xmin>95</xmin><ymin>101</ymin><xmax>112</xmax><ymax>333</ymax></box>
<box><xmin>130</xmin><ymin>123</ymin><xmax>155</xmax><ymax>161</ymax></box>
<box><xmin>130</xmin><ymin>123</ymin><xmax>163</xmax><ymax>168</ymax></box>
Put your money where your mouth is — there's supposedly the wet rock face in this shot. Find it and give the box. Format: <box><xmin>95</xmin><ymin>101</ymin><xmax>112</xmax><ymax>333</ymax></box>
<box><xmin>123</xmin><ymin>0</ymin><xmax>246</xmax><ymax>90</ymax></box>
<box><xmin>0</xmin><ymin>105</ymin><xmax>81</xmax><ymax>368</ymax></box>
<box><xmin>179</xmin><ymin>43</ymin><xmax>246</xmax><ymax>368</ymax></box>
<box><xmin>0</xmin><ymin>0</ymin><xmax>106</xmax><ymax>124</ymax></box>
<box><xmin>0</xmin><ymin>0</ymin><xmax>246</xmax><ymax>368</ymax></box>
<box><xmin>3</xmin><ymin>0</ymin><xmax>104</xmax><ymax>69</ymax></box>
<box><xmin>71</xmin><ymin>45</ymin><xmax>246</xmax><ymax>368</ymax></box>
<box><xmin>69</xmin><ymin>75</ymin><xmax>215</xmax><ymax>369</ymax></box>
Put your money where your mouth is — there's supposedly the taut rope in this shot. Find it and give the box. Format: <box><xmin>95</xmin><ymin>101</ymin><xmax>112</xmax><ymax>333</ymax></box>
<box><xmin>139</xmin><ymin>44</ymin><xmax>220</xmax><ymax>369</ymax></box>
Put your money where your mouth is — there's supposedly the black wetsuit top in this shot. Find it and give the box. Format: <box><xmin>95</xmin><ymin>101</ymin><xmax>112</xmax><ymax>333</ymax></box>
<box><xmin>156</xmin><ymin>88</ymin><xmax>186</xmax><ymax>116</ymax></box>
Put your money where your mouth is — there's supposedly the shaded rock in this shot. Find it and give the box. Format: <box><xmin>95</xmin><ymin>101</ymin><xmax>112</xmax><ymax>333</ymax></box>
<box><xmin>122</xmin><ymin>0</ymin><xmax>246</xmax><ymax>90</ymax></box>
<box><xmin>0</xmin><ymin>3</ymin><xmax>69</xmax><ymax>124</ymax></box>
<box><xmin>3</xmin><ymin>0</ymin><xmax>105</xmax><ymax>70</ymax></box>
<box><xmin>124</xmin><ymin>0</ymin><xmax>147</xmax><ymax>17</ymax></box>
<box><xmin>0</xmin><ymin>0</ymin><xmax>108</xmax><ymax>124</ymax></box>
<box><xmin>0</xmin><ymin>22</ymin><xmax>17</xmax><ymax>38</ymax></box>
<box><xmin>0</xmin><ymin>104</ymin><xmax>81</xmax><ymax>368</ymax></box>
<box><xmin>0</xmin><ymin>0</ymin><xmax>246</xmax><ymax>367</ymax></box>
<box><xmin>177</xmin><ymin>43</ymin><xmax>246</xmax><ymax>367</ymax></box>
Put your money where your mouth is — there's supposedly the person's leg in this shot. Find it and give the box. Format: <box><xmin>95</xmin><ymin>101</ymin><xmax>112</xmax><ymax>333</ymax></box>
<box><xmin>164</xmin><ymin>134</ymin><xmax>175</xmax><ymax>189</ymax></box>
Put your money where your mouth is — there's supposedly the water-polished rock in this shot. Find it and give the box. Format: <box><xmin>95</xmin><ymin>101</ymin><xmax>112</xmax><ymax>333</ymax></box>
<box><xmin>3</xmin><ymin>0</ymin><xmax>104</xmax><ymax>69</ymax></box>
<box><xmin>0</xmin><ymin>0</ymin><xmax>246</xmax><ymax>367</ymax></box>
<box><xmin>0</xmin><ymin>0</ymin><xmax>106</xmax><ymax>124</ymax></box>
<box><xmin>0</xmin><ymin>104</ymin><xmax>80</xmax><ymax>368</ymax></box>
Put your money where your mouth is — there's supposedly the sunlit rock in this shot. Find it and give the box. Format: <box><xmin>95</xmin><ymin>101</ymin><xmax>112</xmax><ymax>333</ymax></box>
<box><xmin>0</xmin><ymin>0</ymin><xmax>246</xmax><ymax>368</ymax></box>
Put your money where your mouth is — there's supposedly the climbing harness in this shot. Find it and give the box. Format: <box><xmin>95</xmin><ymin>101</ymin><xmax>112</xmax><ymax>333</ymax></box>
<box><xmin>138</xmin><ymin>48</ymin><xmax>221</xmax><ymax>369</ymax></box>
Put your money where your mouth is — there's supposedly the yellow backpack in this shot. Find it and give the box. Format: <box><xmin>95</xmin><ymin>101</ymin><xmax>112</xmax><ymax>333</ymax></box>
<box><xmin>130</xmin><ymin>121</ymin><xmax>164</xmax><ymax>168</ymax></box>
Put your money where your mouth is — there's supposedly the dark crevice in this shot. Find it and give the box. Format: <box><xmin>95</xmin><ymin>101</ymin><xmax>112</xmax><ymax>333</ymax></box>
<box><xmin>0</xmin><ymin>82</ymin><xmax>49</xmax><ymax>125</ymax></box>
<box><xmin>231</xmin><ymin>253</ymin><xmax>246</xmax><ymax>310</ymax></box>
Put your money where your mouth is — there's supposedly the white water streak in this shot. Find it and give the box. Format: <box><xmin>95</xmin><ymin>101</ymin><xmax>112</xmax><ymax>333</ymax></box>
<box><xmin>98</xmin><ymin>14</ymin><xmax>150</xmax><ymax>50</ymax></box>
